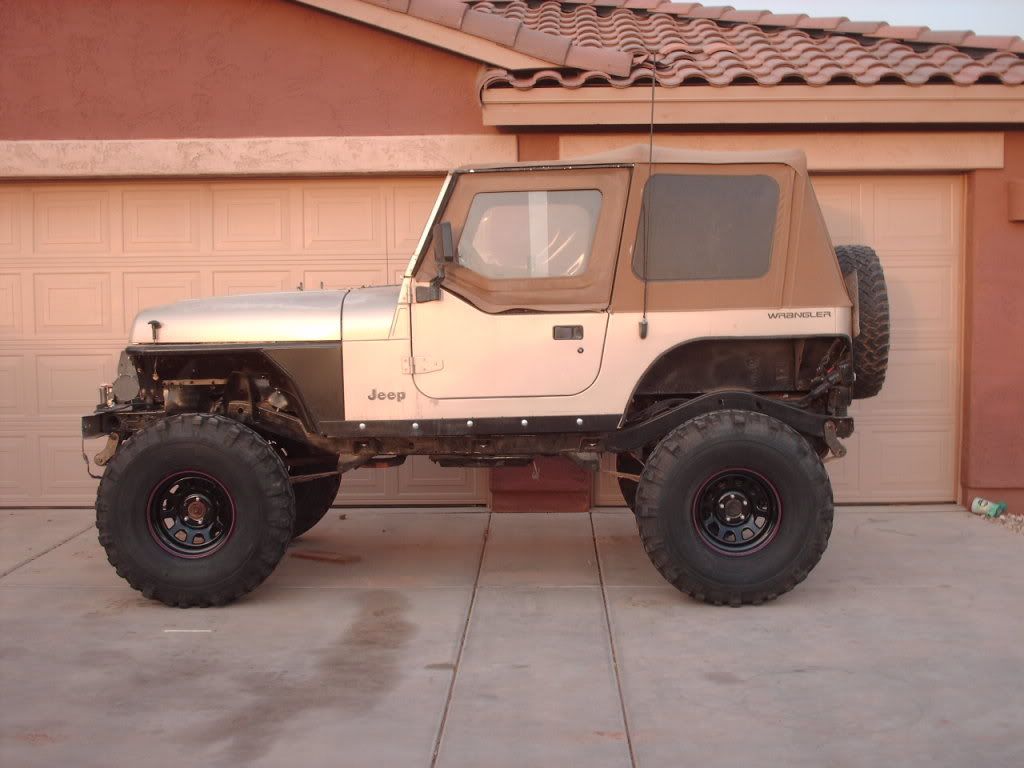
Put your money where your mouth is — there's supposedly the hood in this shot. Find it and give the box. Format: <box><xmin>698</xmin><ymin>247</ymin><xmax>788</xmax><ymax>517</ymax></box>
<box><xmin>341</xmin><ymin>285</ymin><xmax>402</xmax><ymax>342</ymax></box>
<box><xmin>129</xmin><ymin>290</ymin><xmax>349</xmax><ymax>345</ymax></box>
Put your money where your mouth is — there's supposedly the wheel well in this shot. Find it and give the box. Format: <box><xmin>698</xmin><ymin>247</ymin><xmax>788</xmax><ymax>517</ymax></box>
<box><xmin>128</xmin><ymin>349</ymin><xmax>318</xmax><ymax>432</ymax></box>
<box><xmin>625</xmin><ymin>336</ymin><xmax>848</xmax><ymax>420</ymax></box>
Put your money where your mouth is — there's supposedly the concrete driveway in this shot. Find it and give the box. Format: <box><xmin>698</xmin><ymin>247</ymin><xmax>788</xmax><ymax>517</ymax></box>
<box><xmin>1</xmin><ymin>506</ymin><xmax>1021</xmax><ymax>768</ymax></box>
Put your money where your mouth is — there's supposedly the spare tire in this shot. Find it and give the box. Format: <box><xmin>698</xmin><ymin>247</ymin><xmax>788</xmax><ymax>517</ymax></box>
<box><xmin>835</xmin><ymin>245</ymin><xmax>890</xmax><ymax>399</ymax></box>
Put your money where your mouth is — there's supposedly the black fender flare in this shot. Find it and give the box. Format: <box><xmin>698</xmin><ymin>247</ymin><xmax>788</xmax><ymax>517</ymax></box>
<box><xmin>604</xmin><ymin>390</ymin><xmax>852</xmax><ymax>452</ymax></box>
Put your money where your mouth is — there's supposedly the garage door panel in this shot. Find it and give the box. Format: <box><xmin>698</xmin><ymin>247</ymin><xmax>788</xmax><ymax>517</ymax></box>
<box><xmin>857</xmin><ymin>426</ymin><xmax>955</xmax><ymax>502</ymax></box>
<box><xmin>39</xmin><ymin>434</ymin><xmax>100</xmax><ymax>500</ymax></box>
<box><xmin>855</xmin><ymin>347</ymin><xmax>955</xmax><ymax>419</ymax></box>
<box><xmin>872</xmin><ymin>179</ymin><xmax>957</xmax><ymax>253</ymax></box>
<box><xmin>32</xmin><ymin>272</ymin><xmax>114</xmax><ymax>336</ymax></box>
<box><xmin>390</xmin><ymin>181</ymin><xmax>443</xmax><ymax>254</ymax></box>
<box><xmin>396</xmin><ymin>458</ymin><xmax>486</xmax><ymax>503</ymax></box>
<box><xmin>0</xmin><ymin>434</ymin><xmax>37</xmax><ymax>501</ymax></box>
<box><xmin>36</xmin><ymin>353</ymin><xmax>117</xmax><ymax>415</ymax></box>
<box><xmin>122</xmin><ymin>188</ymin><xmax>202</xmax><ymax>253</ymax></box>
<box><xmin>213</xmin><ymin>269</ymin><xmax>294</xmax><ymax>296</ymax></box>
<box><xmin>32</xmin><ymin>189</ymin><xmax>112</xmax><ymax>254</ymax></box>
<box><xmin>213</xmin><ymin>187</ymin><xmax>291</xmax><ymax>252</ymax></box>
<box><xmin>302</xmin><ymin>186</ymin><xmax>386</xmax><ymax>254</ymax></box>
<box><xmin>123</xmin><ymin>271</ymin><xmax>202</xmax><ymax>329</ymax></box>
<box><xmin>817</xmin><ymin>174</ymin><xmax>961</xmax><ymax>503</ymax></box>
<box><xmin>814</xmin><ymin>182</ymin><xmax>867</xmax><ymax>243</ymax></box>
<box><xmin>0</xmin><ymin>273</ymin><xmax>24</xmax><ymax>335</ymax></box>
<box><xmin>0</xmin><ymin>355</ymin><xmax>29</xmax><ymax>415</ymax></box>
<box><xmin>303</xmin><ymin>262</ymin><xmax>389</xmax><ymax>290</ymax></box>
<box><xmin>883</xmin><ymin>262</ymin><xmax>957</xmax><ymax>345</ymax></box>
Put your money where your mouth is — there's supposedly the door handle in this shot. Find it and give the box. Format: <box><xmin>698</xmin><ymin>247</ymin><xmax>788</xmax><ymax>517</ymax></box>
<box><xmin>552</xmin><ymin>325</ymin><xmax>584</xmax><ymax>341</ymax></box>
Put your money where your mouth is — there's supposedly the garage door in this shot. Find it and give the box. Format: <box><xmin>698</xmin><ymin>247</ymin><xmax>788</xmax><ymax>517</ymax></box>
<box><xmin>596</xmin><ymin>174</ymin><xmax>963</xmax><ymax>505</ymax></box>
<box><xmin>0</xmin><ymin>177</ymin><xmax>487</xmax><ymax>507</ymax></box>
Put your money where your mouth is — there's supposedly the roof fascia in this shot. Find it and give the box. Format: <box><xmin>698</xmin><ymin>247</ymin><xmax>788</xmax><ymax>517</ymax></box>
<box><xmin>482</xmin><ymin>85</ymin><xmax>1024</xmax><ymax>127</ymax></box>
<box><xmin>292</xmin><ymin>0</ymin><xmax>557</xmax><ymax>70</ymax></box>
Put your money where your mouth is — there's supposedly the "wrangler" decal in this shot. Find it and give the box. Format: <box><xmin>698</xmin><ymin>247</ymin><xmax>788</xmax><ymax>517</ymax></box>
<box><xmin>767</xmin><ymin>310</ymin><xmax>832</xmax><ymax>319</ymax></box>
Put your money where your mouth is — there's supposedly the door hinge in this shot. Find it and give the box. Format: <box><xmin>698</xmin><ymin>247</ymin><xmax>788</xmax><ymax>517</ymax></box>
<box><xmin>402</xmin><ymin>356</ymin><xmax>443</xmax><ymax>374</ymax></box>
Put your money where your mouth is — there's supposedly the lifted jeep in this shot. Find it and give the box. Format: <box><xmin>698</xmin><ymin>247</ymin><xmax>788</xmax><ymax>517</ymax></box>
<box><xmin>82</xmin><ymin>146</ymin><xmax>889</xmax><ymax>607</ymax></box>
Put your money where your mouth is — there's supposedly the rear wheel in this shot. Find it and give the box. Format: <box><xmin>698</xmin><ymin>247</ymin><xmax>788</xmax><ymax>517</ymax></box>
<box><xmin>292</xmin><ymin>475</ymin><xmax>341</xmax><ymax>538</ymax></box>
<box><xmin>96</xmin><ymin>414</ymin><xmax>295</xmax><ymax>607</ymax></box>
<box><xmin>635</xmin><ymin>410</ymin><xmax>833</xmax><ymax>605</ymax></box>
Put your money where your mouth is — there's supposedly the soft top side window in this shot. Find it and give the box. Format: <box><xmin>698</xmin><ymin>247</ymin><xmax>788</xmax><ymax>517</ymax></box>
<box><xmin>633</xmin><ymin>174</ymin><xmax>779</xmax><ymax>281</ymax></box>
<box><xmin>457</xmin><ymin>189</ymin><xmax>602</xmax><ymax>280</ymax></box>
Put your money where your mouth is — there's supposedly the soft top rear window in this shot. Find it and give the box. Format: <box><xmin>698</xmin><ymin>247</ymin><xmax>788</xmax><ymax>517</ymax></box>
<box><xmin>633</xmin><ymin>173</ymin><xmax>779</xmax><ymax>281</ymax></box>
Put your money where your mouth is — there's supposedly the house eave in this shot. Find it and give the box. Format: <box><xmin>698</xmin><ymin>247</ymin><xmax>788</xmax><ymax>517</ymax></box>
<box><xmin>481</xmin><ymin>84</ymin><xmax>1024</xmax><ymax>127</ymax></box>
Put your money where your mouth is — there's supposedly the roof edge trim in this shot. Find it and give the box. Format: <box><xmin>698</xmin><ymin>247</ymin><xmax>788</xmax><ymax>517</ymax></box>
<box><xmin>482</xmin><ymin>84</ymin><xmax>1024</xmax><ymax>127</ymax></box>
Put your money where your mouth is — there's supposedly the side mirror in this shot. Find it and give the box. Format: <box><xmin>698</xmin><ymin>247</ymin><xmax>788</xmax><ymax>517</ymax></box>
<box><xmin>433</xmin><ymin>221</ymin><xmax>455</xmax><ymax>264</ymax></box>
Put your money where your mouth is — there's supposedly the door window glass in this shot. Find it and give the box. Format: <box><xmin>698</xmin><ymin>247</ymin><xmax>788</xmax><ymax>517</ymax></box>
<box><xmin>457</xmin><ymin>190</ymin><xmax>602</xmax><ymax>279</ymax></box>
<box><xmin>632</xmin><ymin>174</ymin><xmax>778</xmax><ymax>281</ymax></box>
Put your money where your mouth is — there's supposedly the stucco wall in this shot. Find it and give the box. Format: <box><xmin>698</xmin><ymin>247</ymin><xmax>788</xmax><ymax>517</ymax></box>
<box><xmin>0</xmin><ymin>0</ymin><xmax>493</xmax><ymax>140</ymax></box>
<box><xmin>963</xmin><ymin>130</ymin><xmax>1024</xmax><ymax>508</ymax></box>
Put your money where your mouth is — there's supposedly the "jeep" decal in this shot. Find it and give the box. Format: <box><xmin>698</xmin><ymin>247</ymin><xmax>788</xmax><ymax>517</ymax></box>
<box><xmin>767</xmin><ymin>310</ymin><xmax>832</xmax><ymax>319</ymax></box>
<box><xmin>368</xmin><ymin>389</ymin><xmax>406</xmax><ymax>402</ymax></box>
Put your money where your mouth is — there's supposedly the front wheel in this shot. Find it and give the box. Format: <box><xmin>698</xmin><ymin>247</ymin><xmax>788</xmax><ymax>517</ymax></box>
<box><xmin>96</xmin><ymin>414</ymin><xmax>295</xmax><ymax>607</ymax></box>
<box><xmin>635</xmin><ymin>410</ymin><xmax>833</xmax><ymax>606</ymax></box>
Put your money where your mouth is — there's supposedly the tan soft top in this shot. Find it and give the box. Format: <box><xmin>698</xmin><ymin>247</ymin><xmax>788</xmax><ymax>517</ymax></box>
<box><xmin>460</xmin><ymin>145</ymin><xmax>808</xmax><ymax>176</ymax></box>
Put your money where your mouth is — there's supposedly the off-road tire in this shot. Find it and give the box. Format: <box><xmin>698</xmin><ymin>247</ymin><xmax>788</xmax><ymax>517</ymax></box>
<box><xmin>616</xmin><ymin>453</ymin><xmax>643</xmax><ymax>512</ymax></box>
<box><xmin>635</xmin><ymin>410</ymin><xmax>833</xmax><ymax>606</ymax></box>
<box><xmin>835</xmin><ymin>244</ymin><xmax>890</xmax><ymax>399</ymax></box>
<box><xmin>96</xmin><ymin>414</ymin><xmax>295</xmax><ymax>607</ymax></box>
<box><xmin>292</xmin><ymin>476</ymin><xmax>341</xmax><ymax>538</ymax></box>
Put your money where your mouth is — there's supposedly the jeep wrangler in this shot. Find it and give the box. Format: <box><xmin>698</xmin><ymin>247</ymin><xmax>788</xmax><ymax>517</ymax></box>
<box><xmin>82</xmin><ymin>146</ymin><xmax>889</xmax><ymax>607</ymax></box>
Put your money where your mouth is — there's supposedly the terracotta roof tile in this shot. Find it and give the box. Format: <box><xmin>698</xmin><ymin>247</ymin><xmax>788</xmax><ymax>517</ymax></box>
<box><xmin>408</xmin><ymin>0</ymin><xmax>466</xmax><ymax>28</ymax></box>
<box><xmin>461</xmin><ymin>7</ymin><xmax>521</xmax><ymax>45</ymax></box>
<box><xmin>461</xmin><ymin>0</ymin><xmax>1024</xmax><ymax>88</ymax></box>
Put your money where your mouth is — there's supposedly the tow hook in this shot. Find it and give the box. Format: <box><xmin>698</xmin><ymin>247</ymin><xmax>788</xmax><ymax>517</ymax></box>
<box><xmin>823</xmin><ymin>421</ymin><xmax>847</xmax><ymax>459</ymax></box>
<box><xmin>82</xmin><ymin>433</ymin><xmax>120</xmax><ymax>479</ymax></box>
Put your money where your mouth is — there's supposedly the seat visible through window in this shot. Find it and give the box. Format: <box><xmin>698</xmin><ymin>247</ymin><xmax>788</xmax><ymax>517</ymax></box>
<box><xmin>458</xmin><ymin>190</ymin><xmax>602</xmax><ymax>279</ymax></box>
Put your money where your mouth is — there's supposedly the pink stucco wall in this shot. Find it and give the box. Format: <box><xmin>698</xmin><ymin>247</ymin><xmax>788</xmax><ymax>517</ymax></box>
<box><xmin>0</xmin><ymin>0</ymin><xmax>493</xmax><ymax>139</ymax></box>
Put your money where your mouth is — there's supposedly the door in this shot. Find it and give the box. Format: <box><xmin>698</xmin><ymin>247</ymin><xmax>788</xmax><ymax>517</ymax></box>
<box><xmin>410</xmin><ymin>169</ymin><xmax>629</xmax><ymax>400</ymax></box>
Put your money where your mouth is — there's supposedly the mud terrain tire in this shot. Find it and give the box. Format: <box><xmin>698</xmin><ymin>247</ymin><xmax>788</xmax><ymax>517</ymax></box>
<box><xmin>96</xmin><ymin>414</ymin><xmax>295</xmax><ymax>607</ymax></box>
<box><xmin>292</xmin><ymin>476</ymin><xmax>341</xmax><ymax>538</ymax></box>
<box><xmin>635</xmin><ymin>410</ymin><xmax>833</xmax><ymax>606</ymax></box>
<box><xmin>835</xmin><ymin>244</ymin><xmax>890</xmax><ymax>399</ymax></box>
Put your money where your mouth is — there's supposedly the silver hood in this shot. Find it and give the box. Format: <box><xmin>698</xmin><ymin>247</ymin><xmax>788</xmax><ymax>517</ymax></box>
<box><xmin>129</xmin><ymin>290</ymin><xmax>349</xmax><ymax>344</ymax></box>
<box><xmin>341</xmin><ymin>285</ymin><xmax>402</xmax><ymax>342</ymax></box>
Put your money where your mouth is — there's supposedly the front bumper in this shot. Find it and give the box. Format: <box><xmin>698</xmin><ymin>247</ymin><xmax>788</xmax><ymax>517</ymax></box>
<box><xmin>81</xmin><ymin>406</ymin><xmax>132</xmax><ymax>438</ymax></box>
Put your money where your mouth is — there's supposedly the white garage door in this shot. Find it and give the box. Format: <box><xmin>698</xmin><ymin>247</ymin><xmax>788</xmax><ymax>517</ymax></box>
<box><xmin>596</xmin><ymin>174</ymin><xmax>963</xmax><ymax>505</ymax></box>
<box><xmin>0</xmin><ymin>177</ymin><xmax>487</xmax><ymax>508</ymax></box>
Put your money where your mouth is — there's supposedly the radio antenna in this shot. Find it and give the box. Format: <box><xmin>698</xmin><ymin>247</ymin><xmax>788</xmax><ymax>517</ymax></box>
<box><xmin>639</xmin><ymin>50</ymin><xmax>657</xmax><ymax>340</ymax></box>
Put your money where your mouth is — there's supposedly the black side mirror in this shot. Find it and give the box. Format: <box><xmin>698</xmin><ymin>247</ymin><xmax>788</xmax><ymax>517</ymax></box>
<box><xmin>433</xmin><ymin>221</ymin><xmax>455</xmax><ymax>264</ymax></box>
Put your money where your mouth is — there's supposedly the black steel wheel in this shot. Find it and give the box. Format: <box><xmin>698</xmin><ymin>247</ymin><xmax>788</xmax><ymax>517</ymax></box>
<box><xmin>147</xmin><ymin>472</ymin><xmax>236</xmax><ymax>557</ymax></box>
<box><xmin>96</xmin><ymin>414</ymin><xmax>295</xmax><ymax>608</ymax></box>
<box><xmin>692</xmin><ymin>469</ymin><xmax>781</xmax><ymax>556</ymax></box>
<box><xmin>635</xmin><ymin>410</ymin><xmax>833</xmax><ymax>606</ymax></box>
